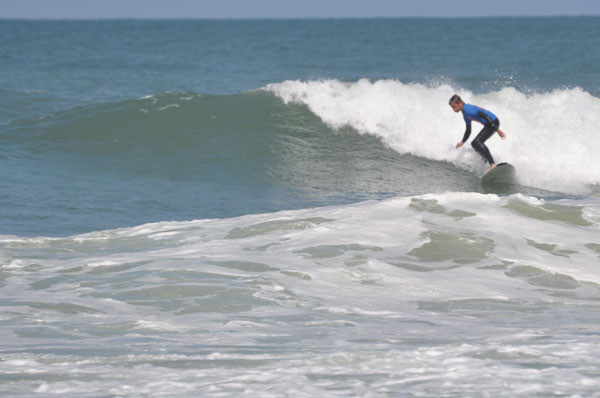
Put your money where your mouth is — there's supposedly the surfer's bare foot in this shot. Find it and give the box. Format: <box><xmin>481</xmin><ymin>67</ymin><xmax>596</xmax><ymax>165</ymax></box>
<box><xmin>484</xmin><ymin>163</ymin><xmax>496</xmax><ymax>175</ymax></box>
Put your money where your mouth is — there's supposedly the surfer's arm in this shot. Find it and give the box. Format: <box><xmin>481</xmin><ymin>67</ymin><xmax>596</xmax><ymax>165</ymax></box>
<box><xmin>477</xmin><ymin>110</ymin><xmax>505</xmax><ymax>138</ymax></box>
<box><xmin>457</xmin><ymin>124</ymin><xmax>471</xmax><ymax>148</ymax></box>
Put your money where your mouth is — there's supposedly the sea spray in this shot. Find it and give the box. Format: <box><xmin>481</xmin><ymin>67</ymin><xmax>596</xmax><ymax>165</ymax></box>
<box><xmin>267</xmin><ymin>79</ymin><xmax>600</xmax><ymax>193</ymax></box>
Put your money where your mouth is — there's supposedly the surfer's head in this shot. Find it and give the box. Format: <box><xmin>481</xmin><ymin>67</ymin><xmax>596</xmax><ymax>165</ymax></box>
<box><xmin>449</xmin><ymin>94</ymin><xmax>464</xmax><ymax>112</ymax></box>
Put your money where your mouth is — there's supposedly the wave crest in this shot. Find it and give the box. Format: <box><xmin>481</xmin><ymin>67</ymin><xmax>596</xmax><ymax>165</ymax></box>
<box><xmin>267</xmin><ymin>79</ymin><xmax>600</xmax><ymax>193</ymax></box>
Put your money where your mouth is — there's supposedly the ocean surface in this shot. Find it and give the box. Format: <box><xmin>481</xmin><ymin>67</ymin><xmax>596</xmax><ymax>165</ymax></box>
<box><xmin>1</xmin><ymin>17</ymin><xmax>600</xmax><ymax>397</ymax></box>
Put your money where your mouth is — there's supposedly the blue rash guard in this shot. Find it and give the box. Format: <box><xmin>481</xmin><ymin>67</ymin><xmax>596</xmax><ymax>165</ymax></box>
<box><xmin>460</xmin><ymin>104</ymin><xmax>499</xmax><ymax>143</ymax></box>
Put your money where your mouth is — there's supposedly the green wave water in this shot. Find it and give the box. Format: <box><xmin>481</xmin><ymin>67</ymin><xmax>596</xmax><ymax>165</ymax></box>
<box><xmin>3</xmin><ymin>90</ymin><xmax>500</xmax><ymax>236</ymax></box>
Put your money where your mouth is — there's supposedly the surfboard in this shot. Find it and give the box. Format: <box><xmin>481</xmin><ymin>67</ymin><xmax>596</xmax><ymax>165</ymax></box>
<box><xmin>481</xmin><ymin>162</ymin><xmax>516</xmax><ymax>184</ymax></box>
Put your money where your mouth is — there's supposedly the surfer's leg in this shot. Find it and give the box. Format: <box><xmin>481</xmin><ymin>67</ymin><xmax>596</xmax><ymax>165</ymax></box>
<box><xmin>471</xmin><ymin>125</ymin><xmax>496</xmax><ymax>165</ymax></box>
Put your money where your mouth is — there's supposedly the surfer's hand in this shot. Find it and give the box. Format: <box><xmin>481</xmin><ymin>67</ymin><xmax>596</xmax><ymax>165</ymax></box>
<box><xmin>497</xmin><ymin>129</ymin><xmax>506</xmax><ymax>139</ymax></box>
<box><xmin>456</xmin><ymin>142</ymin><xmax>464</xmax><ymax>149</ymax></box>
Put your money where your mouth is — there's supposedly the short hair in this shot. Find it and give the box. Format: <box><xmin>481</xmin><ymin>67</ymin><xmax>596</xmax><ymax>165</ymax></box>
<box><xmin>449</xmin><ymin>94</ymin><xmax>462</xmax><ymax>105</ymax></box>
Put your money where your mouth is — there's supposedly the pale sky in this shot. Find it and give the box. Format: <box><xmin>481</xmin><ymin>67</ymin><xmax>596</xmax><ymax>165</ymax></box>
<box><xmin>2</xmin><ymin>0</ymin><xmax>600</xmax><ymax>19</ymax></box>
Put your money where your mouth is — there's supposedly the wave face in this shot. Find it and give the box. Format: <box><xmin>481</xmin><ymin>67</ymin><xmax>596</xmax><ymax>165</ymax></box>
<box><xmin>0</xmin><ymin>89</ymin><xmax>475</xmax><ymax>236</ymax></box>
<box><xmin>267</xmin><ymin>79</ymin><xmax>600</xmax><ymax>193</ymax></box>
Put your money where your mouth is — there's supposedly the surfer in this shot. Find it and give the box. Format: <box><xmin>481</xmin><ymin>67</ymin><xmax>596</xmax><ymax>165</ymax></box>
<box><xmin>449</xmin><ymin>95</ymin><xmax>506</xmax><ymax>172</ymax></box>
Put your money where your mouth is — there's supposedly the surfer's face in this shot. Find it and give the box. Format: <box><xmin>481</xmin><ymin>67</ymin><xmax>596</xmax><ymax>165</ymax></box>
<box><xmin>450</xmin><ymin>100</ymin><xmax>463</xmax><ymax>112</ymax></box>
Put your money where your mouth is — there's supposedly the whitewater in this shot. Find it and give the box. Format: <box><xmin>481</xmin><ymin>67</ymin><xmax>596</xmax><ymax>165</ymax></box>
<box><xmin>267</xmin><ymin>79</ymin><xmax>600</xmax><ymax>194</ymax></box>
<box><xmin>2</xmin><ymin>192</ymin><xmax>600</xmax><ymax>397</ymax></box>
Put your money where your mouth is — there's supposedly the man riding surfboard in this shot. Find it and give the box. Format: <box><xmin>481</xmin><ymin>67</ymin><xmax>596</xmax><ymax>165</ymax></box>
<box><xmin>449</xmin><ymin>94</ymin><xmax>506</xmax><ymax>172</ymax></box>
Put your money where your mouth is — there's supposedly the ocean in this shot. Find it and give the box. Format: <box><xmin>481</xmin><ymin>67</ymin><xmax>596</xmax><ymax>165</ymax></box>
<box><xmin>1</xmin><ymin>17</ymin><xmax>600</xmax><ymax>397</ymax></box>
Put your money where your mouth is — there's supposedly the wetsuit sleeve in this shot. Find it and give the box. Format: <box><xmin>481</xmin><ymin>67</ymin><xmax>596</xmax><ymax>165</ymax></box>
<box><xmin>477</xmin><ymin>110</ymin><xmax>495</xmax><ymax>126</ymax></box>
<box><xmin>461</xmin><ymin>124</ymin><xmax>471</xmax><ymax>143</ymax></box>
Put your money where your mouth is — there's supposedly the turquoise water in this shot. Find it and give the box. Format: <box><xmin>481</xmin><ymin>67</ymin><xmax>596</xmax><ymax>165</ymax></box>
<box><xmin>2</xmin><ymin>18</ymin><xmax>600</xmax><ymax>397</ymax></box>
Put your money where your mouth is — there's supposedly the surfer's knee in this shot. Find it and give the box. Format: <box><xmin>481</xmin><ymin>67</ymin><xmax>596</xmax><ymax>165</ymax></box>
<box><xmin>471</xmin><ymin>139</ymin><xmax>482</xmax><ymax>151</ymax></box>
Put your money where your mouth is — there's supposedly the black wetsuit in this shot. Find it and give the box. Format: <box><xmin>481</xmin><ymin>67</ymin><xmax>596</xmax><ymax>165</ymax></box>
<box><xmin>461</xmin><ymin>104</ymin><xmax>500</xmax><ymax>165</ymax></box>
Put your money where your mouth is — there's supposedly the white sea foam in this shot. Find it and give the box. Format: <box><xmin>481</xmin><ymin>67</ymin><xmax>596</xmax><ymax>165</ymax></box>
<box><xmin>267</xmin><ymin>79</ymin><xmax>600</xmax><ymax>193</ymax></box>
<box><xmin>2</xmin><ymin>192</ymin><xmax>600</xmax><ymax>397</ymax></box>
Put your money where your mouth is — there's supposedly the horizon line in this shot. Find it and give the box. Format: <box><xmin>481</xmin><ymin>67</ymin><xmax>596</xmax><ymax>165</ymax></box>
<box><xmin>2</xmin><ymin>14</ymin><xmax>600</xmax><ymax>21</ymax></box>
